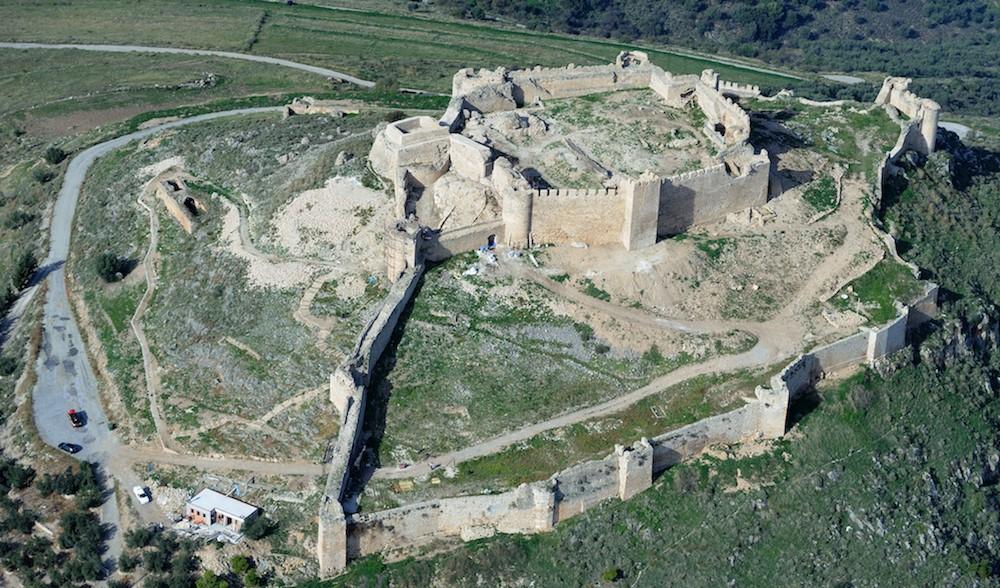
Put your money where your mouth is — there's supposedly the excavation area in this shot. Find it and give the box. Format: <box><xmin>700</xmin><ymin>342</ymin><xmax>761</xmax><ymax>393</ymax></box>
<box><xmin>463</xmin><ymin>89</ymin><xmax>716</xmax><ymax>188</ymax></box>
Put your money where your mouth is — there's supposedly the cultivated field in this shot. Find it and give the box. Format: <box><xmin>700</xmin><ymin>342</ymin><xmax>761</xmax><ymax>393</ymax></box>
<box><xmin>1</xmin><ymin>0</ymin><xmax>799</xmax><ymax>92</ymax></box>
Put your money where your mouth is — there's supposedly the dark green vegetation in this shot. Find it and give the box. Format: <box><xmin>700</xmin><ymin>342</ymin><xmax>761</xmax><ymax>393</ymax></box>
<box><xmin>363</xmin><ymin>253</ymin><xmax>755</xmax><ymax>466</ymax></box>
<box><xmin>117</xmin><ymin>526</ymin><xmax>203</xmax><ymax>588</ymax></box>
<box><xmin>0</xmin><ymin>454</ymin><xmax>111</xmax><ymax>586</ymax></box>
<box><xmin>436</xmin><ymin>0</ymin><xmax>1000</xmax><ymax>115</ymax></box>
<box><xmin>801</xmin><ymin>175</ymin><xmax>838</xmax><ymax>211</ymax></box>
<box><xmin>882</xmin><ymin>132</ymin><xmax>1000</xmax><ymax>305</ymax></box>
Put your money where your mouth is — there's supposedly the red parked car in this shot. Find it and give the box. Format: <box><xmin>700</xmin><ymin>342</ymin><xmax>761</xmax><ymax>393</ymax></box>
<box><xmin>67</xmin><ymin>409</ymin><xmax>85</xmax><ymax>428</ymax></box>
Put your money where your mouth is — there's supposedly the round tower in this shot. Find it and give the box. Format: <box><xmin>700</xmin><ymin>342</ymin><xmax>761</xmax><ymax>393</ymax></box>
<box><xmin>502</xmin><ymin>189</ymin><xmax>533</xmax><ymax>249</ymax></box>
<box><xmin>921</xmin><ymin>99</ymin><xmax>940</xmax><ymax>153</ymax></box>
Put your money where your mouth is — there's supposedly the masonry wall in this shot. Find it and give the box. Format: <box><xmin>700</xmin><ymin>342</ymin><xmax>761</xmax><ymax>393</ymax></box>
<box><xmin>656</xmin><ymin>157</ymin><xmax>769</xmax><ymax>236</ymax></box>
<box><xmin>530</xmin><ymin>188</ymin><xmax>624</xmax><ymax>245</ymax></box>
<box><xmin>867</xmin><ymin>307</ymin><xmax>909</xmax><ymax>364</ymax></box>
<box><xmin>811</xmin><ymin>331</ymin><xmax>869</xmax><ymax>374</ymax></box>
<box><xmin>319</xmin><ymin>266</ymin><xmax>424</xmax><ymax>577</ymax></box>
<box><xmin>424</xmin><ymin>220</ymin><xmax>506</xmax><ymax>262</ymax></box>
<box><xmin>651</xmin><ymin>404</ymin><xmax>757</xmax><ymax>473</ymax></box>
<box><xmin>553</xmin><ymin>455</ymin><xmax>619</xmax><ymax>522</ymax></box>
<box><xmin>348</xmin><ymin>482</ymin><xmax>555</xmax><ymax>559</ymax></box>
<box><xmin>508</xmin><ymin>64</ymin><xmax>652</xmax><ymax>104</ymax></box>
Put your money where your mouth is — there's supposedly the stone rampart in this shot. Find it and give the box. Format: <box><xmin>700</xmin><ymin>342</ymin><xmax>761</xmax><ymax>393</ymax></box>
<box><xmin>719</xmin><ymin>80</ymin><xmax>761</xmax><ymax>99</ymax></box>
<box><xmin>655</xmin><ymin>152</ymin><xmax>769</xmax><ymax>236</ymax></box>
<box><xmin>424</xmin><ymin>219</ymin><xmax>506</xmax><ymax>262</ymax></box>
<box><xmin>811</xmin><ymin>331</ymin><xmax>869</xmax><ymax>374</ymax></box>
<box><xmin>348</xmin><ymin>482</ymin><xmax>556</xmax><ymax>559</ymax></box>
<box><xmin>530</xmin><ymin>187</ymin><xmax>624</xmax><ymax>245</ymax></box>
<box><xmin>875</xmin><ymin>77</ymin><xmax>939</xmax><ymax>154</ymax></box>
<box><xmin>319</xmin><ymin>265</ymin><xmax>424</xmax><ymax>577</ymax></box>
<box><xmin>866</xmin><ymin>306</ymin><xmax>909</xmax><ymax>364</ymax></box>
<box><xmin>651</xmin><ymin>404</ymin><xmax>758</xmax><ymax>472</ymax></box>
<box><xmin>908</xmin><ymin>282</ymin><xmax>939</xmax><ymax>329</ymax></box>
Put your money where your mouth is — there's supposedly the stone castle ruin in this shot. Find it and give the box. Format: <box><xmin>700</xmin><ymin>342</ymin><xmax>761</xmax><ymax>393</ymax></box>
<box><xmin>315</xmin><ymin>68</ymin><xmax>945</xmax><ymax>576</ymax></box>
<box><xmin>368</xmin><ymin>52</ymin><xmax>770</xmax><ymax>278</ymax></box>
<box><xmin>155</xmin><ymin>177</ymin><xmax>205</xmax><ymax>234</ymax></box>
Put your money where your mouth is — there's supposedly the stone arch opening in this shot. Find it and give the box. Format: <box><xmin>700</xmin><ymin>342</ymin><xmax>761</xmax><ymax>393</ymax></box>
<box><xmin>183</xmin><ymin>196</ymin><xmax>199</xmax><ymax>216</ymax></box>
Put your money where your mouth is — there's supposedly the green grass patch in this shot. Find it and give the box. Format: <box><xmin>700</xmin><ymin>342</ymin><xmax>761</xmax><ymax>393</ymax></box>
<box><xmin>801</xmin><ymin>176</ymin><xmax>838</xmax><ymax>212</ymax></box>
<box><xmin>830</xmin><ymin>259</ymin><xmax>923</xmax><ymax>324</ymax></box>
<box><xmin>579</xmin><ymin>278</ymin><xmax>611</xmax><ymax>302</ymax></box>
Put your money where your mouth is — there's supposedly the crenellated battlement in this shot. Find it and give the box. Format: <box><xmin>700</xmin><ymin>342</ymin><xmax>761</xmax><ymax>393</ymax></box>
<box><xmin>534</xmin><ymin>187</ymin><xmax>619</xmax><ymax>198</ymax></box>
<box><xmin>664</xmin><ymin>162</ymin><xmax>727</xmax><ymax>183</ymax></box>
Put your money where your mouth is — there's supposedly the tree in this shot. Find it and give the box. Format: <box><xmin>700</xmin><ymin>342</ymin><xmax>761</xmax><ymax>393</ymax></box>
<box><xmin>12</xmin><ymin>252</ymin><xmax>37</xmax><ymax>291</ymax></box>
<box><xmin>43</xmin><ymin>147</ymin><xmax>67</xmax><ymax>165</ymax></box>
<box><xmin>242</xmin><ymin>515</ymin><xmax>276</xmax><ymax>540</ymax></box>
<box><xmin>229</xmin><ymin>555</ymin><xmax>251</xmax><ymax>575</ymax></box>
<box><xmin>32</xmin><ymin>167</ymin><xmax>55</xmax><ymax>184</ymax></box>
<box><xmin>58</xmin><ymin>509</ymin><xmax>102</xmax><ymax>550</ymax></box>
<box><xmin>195</xmin><ymin>570</ymin><xmax>230</xmax><ymax>588</ymax></box>
<box><xmin>94</xmin><ymin>252</ymin><xmax>124</xmax><ymax>283</ymax></box>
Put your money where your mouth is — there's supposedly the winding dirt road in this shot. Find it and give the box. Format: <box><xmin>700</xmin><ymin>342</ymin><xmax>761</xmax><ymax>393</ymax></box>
<box><xmin>0</xmin><ymin>42</ymin><xmax>375</xmax><ymax>87</ymax></box>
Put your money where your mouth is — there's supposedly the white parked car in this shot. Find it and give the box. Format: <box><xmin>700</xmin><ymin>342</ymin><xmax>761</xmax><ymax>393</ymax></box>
<box><xmin>132</xmin><ymin>486</ymin><xmax>151</xmax><ymax>504</ymax></box>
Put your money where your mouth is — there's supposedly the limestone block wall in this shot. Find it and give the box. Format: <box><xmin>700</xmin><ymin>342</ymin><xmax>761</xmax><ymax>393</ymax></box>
<box><xmin>875</xmin><ymin>77</ymin><xmax>939</xmax><ymax>154</ymax></box>
<box><xmin>508</xmin><ymin>62</ymin><xmax>652</xmax><ymax>105</ymax></box>
<box><xmin>529</xmin><ymin>188</ymin><xmax>624</xmax><ymax>245</ymax></box>
<box><xmin>695</xmin><ymin>84</ymin><xmax>751</xmax><ymax>145</ymax></box>
<box><xmin>552</xmin><ymin>455</ymin><xmax>619</xmax><ymax>522</ymax></box>
<box><xmin>448</xmin><ymin>134</ymin><xmax>493</xmax><ymax>181</ymax></box>
<box><xmin>811</xmin><ymin>331</ymin><xmax>870</xmax><ymax>374</ymax></box>
<box><xmin>319</xmin><ymin>265</ymin><xmax>424</xmax><ymax>577</ymax></box>
<box><xmin>867</xmin><ymin>307</ymin><xmax>909</xmax><ymax>364</ymax></box>
<box><xmin>655</xmin><ymin>153</ymin><xmax>769</xmax><ymax>236</ymax></box>
<box><xmin>650</xmin><ymin>404</ymin><xmax>757</xmax><ymax>473</ymax></box>
<box><xmin>348</xmin><ymin>482</ymin><xmax>556</xmax><ymax>559</ymax></box>
<box><xmin>908</xmin><ymin>283</ymin><xmax>940</xmax><ymax>329</ymax></box>
<box><xmin>424</xmin><ymin>219</ymin><xmax>506</xmax><ymax>262</ymax></box>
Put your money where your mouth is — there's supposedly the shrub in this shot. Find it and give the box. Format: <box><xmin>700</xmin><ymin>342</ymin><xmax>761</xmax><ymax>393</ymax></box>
<box><xmin>0</xmin><ymin>355</ymin><xmax>18</xmax><ymax>376</ymax></box>
<box><xmin>242</xmin><ymin>515</ymin><xmax>276</xmax><ymax>540</ymax></box>
<box><xmin>32</xmin><ymin>167</ymin><xmax>55</xmax><ymax>184</ymax></box>
<box><xmin>230</xmin><ymin>554</ymin><xmax>251</xmax><ymax>575</ymax></box>
<box><xmin>601</xmin><ymin>567</ymin><xmax>622</xmax><ymax>582</ymax></box>
<box><xmin>12</xmin><ymin>252</ymin><xmax>37</xmax><ymax>290</ymax></box>
<box><xmin>94</xmin><ymin>252</ymin><xmax>125</xmax><ymax>283</ymax></box>
<box><xmin>43</xmin><ymin>146</ymin><xmax>67</xmax><ymax>165</ymax></box>
<box><xmin>125</xmin><ymin>526</ymin><xmax>158</xmax><ymax>549</ymax></box>
<box><xmin>195</xmin><ymin>570</ymin><xmax>230</xmax><ymax>588</ymax></box>
<box><xmin>4</xmin><ymin>209</ymin><xmax>35</xmax><ymax>230</ymax></box>
<box><xmin>382</xmin><ymin>110</ymin><xmax>406</xmax><ymax>123</ymax></box>
<box><xmin>119</xmin><ymin>551</ymin><xmax>140</xmax><ymax>572</ymax></box>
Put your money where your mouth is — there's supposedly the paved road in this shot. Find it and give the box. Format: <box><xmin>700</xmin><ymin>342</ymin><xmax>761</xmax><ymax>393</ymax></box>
<box><xmin>0</xmin><ymin>42</ymin><xmax>375</xmax><ymax>88</ymax></box>
<box><xmin>28</xmin><ymin>107</ymin><xmax>286</xmax><ymax>572</ymax></box>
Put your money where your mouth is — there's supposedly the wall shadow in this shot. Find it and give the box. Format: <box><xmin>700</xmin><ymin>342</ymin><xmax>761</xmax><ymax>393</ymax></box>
<box><xmin>343</xmin><ymin>271</ymin><xmax>427</xmax><ymax>503</ymax></box>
